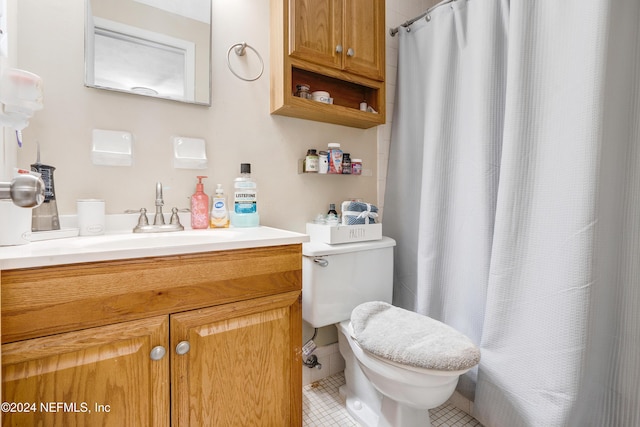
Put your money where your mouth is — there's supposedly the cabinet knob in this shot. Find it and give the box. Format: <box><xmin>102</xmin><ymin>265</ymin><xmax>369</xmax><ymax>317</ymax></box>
<box><xmin>347</xmin><ymin>48</ymin><xmax>355</xmax><ymax>57</ymax></box>
<box><xmin>335</xmin><ymin>44</ymin><xmax>343</xmax><ymax>53</ymax></box>
<box><xmin>175</xmin><ymin>340</ymin><xmax>191</xmax><ymax>355</ymax></box>
<box><xmin>150</xmin><ymin>345</ymin><xmax>167</xmax><ymax>361</ymax></box>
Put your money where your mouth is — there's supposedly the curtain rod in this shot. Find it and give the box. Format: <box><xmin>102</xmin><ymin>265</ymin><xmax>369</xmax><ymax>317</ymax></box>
<box><xmin>389</xmin><ymin>0</ymin><xmax>457</xmax><ymax>37</ymax></box>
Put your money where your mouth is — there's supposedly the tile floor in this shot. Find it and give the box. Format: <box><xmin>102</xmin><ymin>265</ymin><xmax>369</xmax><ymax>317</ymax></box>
<box><xmin>302</xmin><ymin>372</ymin><xmax>484</xmax><ymax>427</ymax></box>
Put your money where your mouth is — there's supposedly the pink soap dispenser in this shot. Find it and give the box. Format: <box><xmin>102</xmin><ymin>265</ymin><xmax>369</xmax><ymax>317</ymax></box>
<box><xmin>191</xmin><ymin>176</ymin><xmax>209</xmax><ymax>229</ymax></box>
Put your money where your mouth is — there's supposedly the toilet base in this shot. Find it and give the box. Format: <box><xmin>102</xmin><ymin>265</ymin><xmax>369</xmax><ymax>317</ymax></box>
<box><xmin>338</xmin><ymin>321</ymin><xmax>432</xmax><ymax>427</ymax></box>
<box><xmin>338</xmin><ymin>322</ymin><xmax>383</xmax><ymax>427</ymax></box>
<box><xmin>340</xmin><ymin>384</ymin><xmax>432</xmax><ymax>427</ymax></box>
<box><xmin>339</xmin><ymin>384</ymin><xmax>380</xmax><ymax>427</ymax></box>
<box><xmin>378</xmin><ymin>396</ymin><xmax>431</xmax><ymax>427</ymax></box>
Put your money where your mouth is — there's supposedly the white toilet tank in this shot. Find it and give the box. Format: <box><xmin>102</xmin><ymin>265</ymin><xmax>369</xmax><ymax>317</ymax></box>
<box><xmin>302</xmin><ymin>236</ymin><xmax>396</xmax><ymax>328</ymax></box>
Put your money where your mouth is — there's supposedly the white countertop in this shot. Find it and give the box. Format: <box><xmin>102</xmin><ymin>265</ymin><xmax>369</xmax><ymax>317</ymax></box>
<box><xmin>0</xmin><ymin>225</ymin><xmax>309</xmax><ymax>270</ymax></box>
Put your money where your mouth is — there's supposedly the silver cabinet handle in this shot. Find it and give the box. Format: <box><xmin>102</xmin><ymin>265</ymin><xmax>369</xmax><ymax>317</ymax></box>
<box><xmin>175</xmin><ymin>341</ymin><xmax>191</xmax><ymax>355</ymax></box>
<box><xmin>313</xmin><ymin>257</ymin><xmax>329</xmax><ymax>267</ymax></box>
<box><xmin>150</xmin><ymin>345</ymin><xmax>166</xmax><ymax>361</ymax></box>
<box><xmin>336</xmin><ymin>44</ymin><xmax>343</xmax><ymax>53</ymax></box>
<box><xmin>347</xmin><ymin>48</ymin><xmax>354</xmax><ymax>57</ymax></box>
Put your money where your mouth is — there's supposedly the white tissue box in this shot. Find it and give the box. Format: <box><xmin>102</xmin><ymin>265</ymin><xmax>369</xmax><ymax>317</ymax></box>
<box><xmin>306</xmin><ymin>222</ymin><xmax>382</xmax><ymax>244</ymax></box>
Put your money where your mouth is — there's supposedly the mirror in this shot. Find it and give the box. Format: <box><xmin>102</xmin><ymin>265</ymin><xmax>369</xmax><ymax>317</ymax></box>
<box><xmin>85</xmin><ymin>0</ymin><xmax>211</xmax><ymax>105</ymax></box>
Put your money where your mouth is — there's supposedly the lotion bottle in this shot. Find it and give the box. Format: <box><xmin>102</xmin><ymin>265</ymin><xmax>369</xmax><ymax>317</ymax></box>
<box><xmin>190</xmin><ymin>176</ymin><xmax>209</xmax><ymax>229</ymax></box>
<box><xmin>210</xmin><ymin>184</ymin><xmax>229</xmax><ymax>228</ymax></box>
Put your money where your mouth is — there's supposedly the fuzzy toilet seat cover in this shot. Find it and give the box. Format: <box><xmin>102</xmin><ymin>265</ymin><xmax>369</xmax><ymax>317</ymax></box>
<box><xmin>350</xmin><ymin>301</ymin><xmax>481</xmax><ymax>371</ymax></box>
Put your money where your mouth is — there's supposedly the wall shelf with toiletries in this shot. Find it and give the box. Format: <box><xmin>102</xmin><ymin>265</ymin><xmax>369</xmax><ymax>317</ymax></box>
<box><xmin>297</xmin><ymin>159</ymin><xmax>371</xmax><ymax>176</ymax></box>
<box><xmin>270</xmin><ymin>0</ymin><xmax>386</xmax><ymax>129</ymax></box>
<box><xmin>298</xmin><ymin>144</ymin><xmax>368</xmax><ymax>175</ymax></box>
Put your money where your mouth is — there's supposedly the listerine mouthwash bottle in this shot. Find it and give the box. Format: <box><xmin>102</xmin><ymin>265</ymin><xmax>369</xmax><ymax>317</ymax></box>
<box><xmin>230</xmin><ymin>163</ymin><xmax>259</xmax><ymax>227</ymax></box>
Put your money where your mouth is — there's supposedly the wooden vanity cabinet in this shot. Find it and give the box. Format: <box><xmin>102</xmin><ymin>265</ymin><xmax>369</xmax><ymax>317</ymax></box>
<box><xmin>1</xmin><ymin>245</ymin><xmax>303</xmax><ymax>426</ymax></box>
<box><xmin>171</xmin><ymin>292</ymin><xmax>300</xmax><ymax>425</ymax></box>
<box><xmin>271</xmin><ymin>0</ymin><xmax>386</xmax><ymax>128</ymax></box>
<box><xmin>2</xmin><ymin>316</ymin><xmax>170</xmax><ymax>427</ymax></box>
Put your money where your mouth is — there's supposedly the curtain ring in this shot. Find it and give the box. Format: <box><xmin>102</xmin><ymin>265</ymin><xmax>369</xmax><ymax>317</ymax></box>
<box><xmin>226</xmin><ymin>42</ymin><xmax>264</xmax><ymax>82</ymax></box>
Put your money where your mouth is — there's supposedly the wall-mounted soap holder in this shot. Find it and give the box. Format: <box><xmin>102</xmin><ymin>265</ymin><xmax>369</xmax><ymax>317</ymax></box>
<box><xmin>91</xmin><ymin>129</ymin><xmax>133</xmax><ymax>166</ymax></box>
<box><xmin>172</xmin><ymin>136</ymin><xmax>207</xmax><ymax>169</ymax></box>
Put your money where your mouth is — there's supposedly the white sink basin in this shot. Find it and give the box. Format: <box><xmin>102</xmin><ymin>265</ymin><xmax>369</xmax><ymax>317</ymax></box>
<box><xmin>0</xmin><ymin>225</ymin><xmax>309</xmax><ymax>270</ymax></box>
<box><xmin>71</xmin><ymin>229</ymin><xmax>239</xmax><ymax>251</ymax></box>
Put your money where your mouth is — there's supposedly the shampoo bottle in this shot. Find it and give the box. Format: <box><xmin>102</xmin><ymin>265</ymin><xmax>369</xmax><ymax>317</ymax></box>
<box><xmin>191</xmin><ymin>175</ymin><xmax>209</xmax><ymax>229</ymax></box>
<box><xmin>210</xmin><ymin>184</ymin><xmax>229</xmax><ymax>228</ymax></box>
<box><xmin>230</xmin><ymin>163</ymin><xmax>259</xmax><ymax>227</ymax></box>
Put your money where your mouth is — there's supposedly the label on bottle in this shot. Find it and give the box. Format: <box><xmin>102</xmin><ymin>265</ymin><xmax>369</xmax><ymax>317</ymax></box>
<box><xmin>210</xmin><ymin>197</ymin><xmax>229</xmax><ymax>227</ymax></box>
<box><xmin>305</xmin><ymin>156</ymin><xmax>319</xmax><ymax>172</ymax></box>
<box><xmin>318</xmin><ymin>152</ymin><xmax>329</xmax><ymax>174</ymax></box>
<box><xmin>191</xmin><ymin>196</ymin><xmax>209</xmax><ymax>229</ymax></box>
<box><xmin>234</xmin><ymin>190</ymin><xmax>257</xmax><ymax>214</ymax></box>
<box><xmin>328</xmin><ymin>149</ymin><xmax>343</xmax><ymax>174</ymax></box>
<box><xmin>213</xmin><ymin>199</ymin><xmax>225</xmax><ymax>212</ymax></box>
<box><xmin>352</xmin><ymin>162</ymin><xmax>362</xmax><ymax>175</ymax></box>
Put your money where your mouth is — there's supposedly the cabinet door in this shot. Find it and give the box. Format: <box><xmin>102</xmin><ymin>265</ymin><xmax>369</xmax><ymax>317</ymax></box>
<box><xmin>343</xmin><ymin>0</ymin><xmax>385</xmax><ymax>80</ymax></box>
<box><xmin>1</xmin><ymin>316</ymin><xmax>169</xmax><ymax>427</ymax></box>
<box><xmin>171</xmin><ymin>291</ymin><xmax>302</xmax><ymax>426</ymax></box>
<box><xmin>290</xmin><ymin>0</ymin><xmax>342</xmax><ymax>70</ymax></box>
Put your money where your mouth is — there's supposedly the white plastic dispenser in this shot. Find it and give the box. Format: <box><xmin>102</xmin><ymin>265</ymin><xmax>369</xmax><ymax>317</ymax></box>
<box><xmin>0</xmin><ymin>68</ymin><xmax>43</xmax><ymax>131</ymax></box>
<box><xmin>0</xmin><ymin>67</ymin><xmax>45</xmax><ymax>246</ymax></box>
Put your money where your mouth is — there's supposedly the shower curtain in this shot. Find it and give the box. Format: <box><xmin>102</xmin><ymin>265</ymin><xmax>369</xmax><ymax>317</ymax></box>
<box><xmin>384</xmin><ymin>0</ymin><xmax>640</xmax><ymax>425</ymax></box>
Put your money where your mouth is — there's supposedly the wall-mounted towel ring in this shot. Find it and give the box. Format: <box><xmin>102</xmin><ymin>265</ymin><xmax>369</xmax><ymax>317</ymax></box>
<box><xmin>226</xmin><ymin>42</ymin><xmax>264</xmax><ymax>82</ymax></box>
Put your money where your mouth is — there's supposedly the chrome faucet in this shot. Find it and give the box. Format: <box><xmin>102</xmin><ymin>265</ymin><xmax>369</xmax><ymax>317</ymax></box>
<box><xmin>133</xmin><ymin>182</ymin><xmax>184</xmax><ymax>233</ymax></box>
<box><xmin>154</xmin><ymin>181</ymin><xmax>165</xmax><ymax>225</ymax></box>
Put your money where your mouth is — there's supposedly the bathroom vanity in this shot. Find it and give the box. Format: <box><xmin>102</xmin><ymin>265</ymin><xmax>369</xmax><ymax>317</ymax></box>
<box><xmin>0</xmin><ymin>227</ymin><xmax>307</xmax><ymax>426</ymax></box>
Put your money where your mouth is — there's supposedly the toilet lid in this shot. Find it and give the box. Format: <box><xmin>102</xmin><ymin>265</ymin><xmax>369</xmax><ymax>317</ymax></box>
<box><xmin>350</xmin><ymin>301</ymin><xmax>481</xmax><ymax>371</ymax></box>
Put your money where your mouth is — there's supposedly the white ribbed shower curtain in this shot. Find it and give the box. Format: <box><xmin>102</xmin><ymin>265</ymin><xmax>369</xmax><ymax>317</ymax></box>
<box><xmin>384</xmin><ymin>0</ymin><xmax>640</xmax><ymax>425</ymax></box>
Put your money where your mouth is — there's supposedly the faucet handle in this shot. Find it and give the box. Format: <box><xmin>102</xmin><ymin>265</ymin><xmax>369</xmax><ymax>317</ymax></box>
<box><xmin>170</xmin><ymin>207</ymin><xmax>182</xmax><ymax>226</ymax></box>
<box><xmin>137</xmin><ymin>208</ymin><xmax>150</xmax><ymax>227</ymax></box>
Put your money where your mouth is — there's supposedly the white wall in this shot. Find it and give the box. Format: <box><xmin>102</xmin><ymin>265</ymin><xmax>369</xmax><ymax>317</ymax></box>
<box><xmin>12</xmin><ymin>0</ymin><xmax>380</xmax><ymax>233</ymax></box>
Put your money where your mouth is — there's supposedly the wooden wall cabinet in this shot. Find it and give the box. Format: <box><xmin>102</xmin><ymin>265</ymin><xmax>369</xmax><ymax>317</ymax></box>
<box><xmin>271</xmin><ymin>0</ymin><xmax>386</xmax><ymax>129</ymax></box>
<box><xmin>289</xmin><ymin>0</ymin><xmax>385</xmax><ymax>81</ymax></box>
<box><xmin>1</xmin><ymin>245</ymin><xmax>302</xmax><ymax>426</ymax></box>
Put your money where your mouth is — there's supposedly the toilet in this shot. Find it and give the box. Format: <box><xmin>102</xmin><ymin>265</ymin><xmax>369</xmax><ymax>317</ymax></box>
<box><xmin>302</xmin><ymin>237</ymin><xmax>480</xmax><ymax>427</ymax></box>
